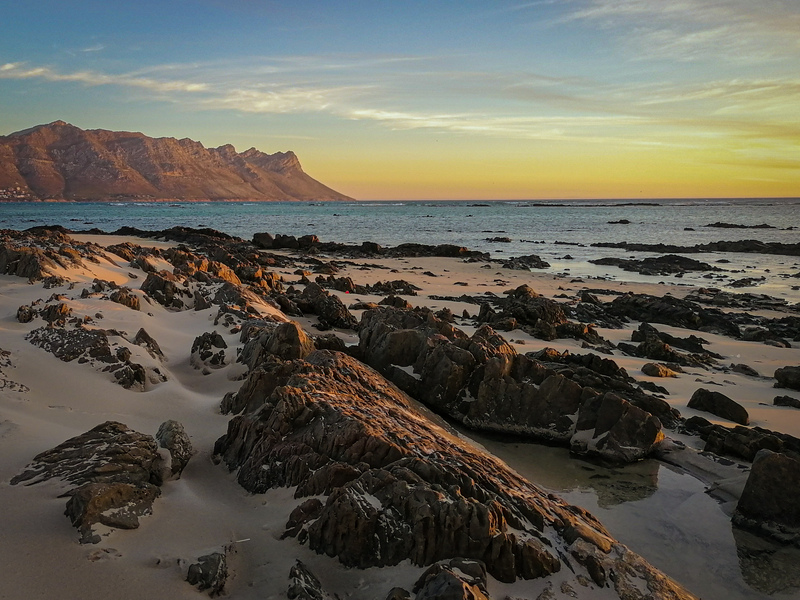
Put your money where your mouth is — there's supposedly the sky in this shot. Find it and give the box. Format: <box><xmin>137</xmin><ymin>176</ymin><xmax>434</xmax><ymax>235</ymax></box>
<box><xmin>1</xmin><ymin>1</ymin><xmax>798</xmax><ymax>200</ymax></box>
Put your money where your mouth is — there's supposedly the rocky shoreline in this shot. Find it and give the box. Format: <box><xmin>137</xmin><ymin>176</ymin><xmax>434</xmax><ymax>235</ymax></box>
<box><xmin>2</xmin><ymin>225</ymin><xmax>799</xmax><ymax>599</ymax></box>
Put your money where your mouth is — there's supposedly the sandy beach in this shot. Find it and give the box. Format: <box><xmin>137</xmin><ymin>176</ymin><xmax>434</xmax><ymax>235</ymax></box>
<box><xmin>1</xmin><ymin>227</ymin><xmax>799</xmax><ymax>600</ymax></box>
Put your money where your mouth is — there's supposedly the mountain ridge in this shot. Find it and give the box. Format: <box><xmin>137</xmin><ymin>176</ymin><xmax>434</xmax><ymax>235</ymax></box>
<box><xmin>0</xmin><ymin>121</ymin><xmax>353</xmax><ymax>202</ymax></box>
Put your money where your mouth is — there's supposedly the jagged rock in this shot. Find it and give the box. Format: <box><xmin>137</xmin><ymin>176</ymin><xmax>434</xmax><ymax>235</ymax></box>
<box><xmin>11</xmin><ymin>421</ymin><xmax>164</xmax><ymax>543</ymax></box>
<box><xmin>287</xmin><ymin>560</ymin><xmax>339</xmax><ymax>600</ymax></box>
<box><xmin>379</xmin><ymin>295</ymin><xmax>413</xmax><ymax>309</ymax></box>
<box><xmin>41</xmin><ymin>302</ymin><xmax>72</xmax><ymax>324</ymax></box>
<box><xmin>0</xmin><ymin>242</ymin><xmax>59</xmax><ymax>280</ymax></box>
<box><xmin>27</xmin><ymin>326</ymin><xmax>112</xmax><ymax>362</ymax></box>
<box><xmin>16</xmin><ymin>304</ymin><xmax>35</xmax><ymax>323</ymax></box>
<box><xmin>191</xmin><ymin>331</ymin><xmax>228</xmax><ymax>369</ymax></box>
<box><xmin>133</xmin><ymin>328</ymin><xmax>165</xmax><ymax>361</ymax></box>
<box><xmin>570</xmin><ymin>393</ymin><xmax>665</xmax><ymax>464</ymax></box>
<box><xmin>642</xmin><ymin>363</ymin><xmax>678</xmax><ymax>378</ymax></box>
<box><xmin>358</xmin><ymin>307</ymin><xmax>667</xmax><ymax>462</ymax></box>
<box><xmin>684</xmin><ymin>417</ymin><xmax>800</xmax><ymax>462</ymax></box>
<box><xmin>384</xmin><ymin>588</ymin><xmax>411</xmax><ymax>600</ymax></box>
<box><xmin>114</xmin><ymin>362</ymin><xmax>147</xmax><ymax>389</ymax></box>
<box><xmin>109</xmin><ymin>287</ymin><xmax>141</xmax><ymax>311</ymax></box>
<box><xmin>215</xmin><ymin>351</ymin><xmax>694</xmax><ymax>597</ymax></box>
<box><xmin>631</xmin><ymin>322</ymin><xmax>710</xmax><ymax>354</ymax></box>
<box><xmin>187</xmin><ymin>550</ymin><xmax>228</xmax><ymax>596</ymax></box>
<box><xmin>591</xmin><ymin>254</ymin><xmax>720</xmax><ymax>276</ymax></box>
<box><xmin>688</xmin><ymin>388</ymin><xmax>749</xmax><ymax>425</ymax></box>
<box><xmin>775</xmin><ymin>396</ymin><xmax>800</xmax><ymax>409</ymax></box>
<box><xmin>775</xmin><ymin>366</ymin><xmax>800</xmax><ymax>391</ymax></box>
<box><xmin>295</xmin><ymin>283</ymin><xmax>358</xmax><ymax>329</ymax></box>
<box><xmin>141</xmin><ymin>270</ymin><xmax>189</xmax><ymax>308</ymax></box>
<box><xmin>733</xmin><ymin>451</ymin><xmax>800</xmax><ymax>547</ymax></box>
<box><xmin>156</xmin><ymin>420</ymin><xmax>193</xmax><ymax>478</ymax></box>
<box><xmin>265</xmin><ymin>322</ymin><xmax>315</xmax><ymax>360</ymax></box>
<box><xmin>608</xmin><ymin>293</ymin><xmax>740</xmax><ymax>337</ymax></box>
<box><xmin>413</xmin><ymin>559</ymin><xmax>490</xmax><ymax>600</ymax></box>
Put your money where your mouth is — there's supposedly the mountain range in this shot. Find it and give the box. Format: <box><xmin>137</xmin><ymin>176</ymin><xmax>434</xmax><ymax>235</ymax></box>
<box><xmin>0</xmin><ymin>121</ymin><xmax>352</xmax><ymax>202</ymax></box>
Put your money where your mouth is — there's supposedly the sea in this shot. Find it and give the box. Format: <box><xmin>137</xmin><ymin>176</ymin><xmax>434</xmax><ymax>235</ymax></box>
<box><xmin>2</xmin><ymin>197</ymin><xmax>799</xmax><ymax>301</ymax></box>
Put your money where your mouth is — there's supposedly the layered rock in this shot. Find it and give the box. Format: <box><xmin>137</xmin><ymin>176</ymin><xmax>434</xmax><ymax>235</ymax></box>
<box><xmin>358</xmin><ymin>306</ymin><xmax>666</xmax><ymax>464</ymax></box>
<box><xmin>215</xmin><ymin>350</ymin><xmax>695</xmax><ymax>598</ymax></box>
<box><xmin>11</xmin><ymin>421</ymin><xmax>171</xmax><ymax>543</ymax></box>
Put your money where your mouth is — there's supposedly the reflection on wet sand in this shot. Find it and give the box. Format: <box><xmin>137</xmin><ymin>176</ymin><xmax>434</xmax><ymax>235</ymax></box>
<box><xmin>734</xmin><ymin>526</ymin><xmax>800</xmax><ymax>595</ymax></box>
<box><xmin>461</xmin><ymin>430</ymin><xmax>660</xmax><ymax>507</ymax></box>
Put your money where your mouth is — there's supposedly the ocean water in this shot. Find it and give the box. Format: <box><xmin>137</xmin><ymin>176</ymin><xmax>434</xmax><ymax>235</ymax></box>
<box><xmin>2</xmin><ymin>198</ymin><xmax>799</xmax><ymax>300</ymax></box>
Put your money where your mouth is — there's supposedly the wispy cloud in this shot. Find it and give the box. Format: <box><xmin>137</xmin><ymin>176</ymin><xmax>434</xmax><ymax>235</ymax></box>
<box><xmin>563</xmin><ymin>0</ymin><xmax>800</xmax><ymax>62</ymax></box>
<box><xmin>81</xmin><ymin>44</ymin><xmax>105</xmax><ymax>53</ymax></box>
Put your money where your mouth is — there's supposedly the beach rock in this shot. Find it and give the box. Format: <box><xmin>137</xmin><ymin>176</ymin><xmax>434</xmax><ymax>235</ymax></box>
<box><xmin>41</xmin><ymin>302</ymin><xmax>72</xmax><ymax>324</ymax></box>
<box><xmin>114</xmin><ymin>362</ymin><xmax>147</xmax><ymax>389</ymax></box>
<box><xmin>287</xmin><ymin>560</ymin><xmax>337</xmax><ymax>600</ymax></box>
<box><xmin>502</xmin><ymin>254</ymin><xmax>550</xmax><ymax>270</ymax></box>
<box><xmin>216</xmin><ymin>351</ymin><xmax>694</xmax><ymax>597</ymax></box>
<box><xmin>16</xmin><ymin>304</ymin><xmax>35</xmax><ymax>323</ymax></box>
<box><xmin>775</xmin><ymin>396</ymin><xmax>800</xmax><ymax>409</ymax></box>
<box><xmin>688</xmin><ymin>388</ymin><xmax>749</xmax><ymax>425</ymax></box>
<box><xmin>570</xmin><ymin>393</ymin><xmax>665</xmax><ymax>464</ymax></box>
<box><xmin>413</xmin><ymin>559</ymin><xmax>490</xmax><ymax>600</ymax></box>
<box><xmin>27</xmin><ymin>326</ymin><xmax>113</xmax><ymax>362</ymax></box>
<box><xmin>0</xmin><ymin>242</ymin><xmax>58</xmax><ymax>280</ymax></box>
<box><xmin>187</xmin><ymin>550</ymin><xmax>228</xmax><ymax>596</ymax></box>
<box><xmin>11</xmin><ymin>421</ymin><xmax>164</xmax><ymax>542</ymax></box>
<box><xmin>252</xmin><ymin>232</ymin><xmax>275</xmax><ymax>249</ymax></box>
<box><xmin>65</xmin><ymin>481</ymin><xmax>161</xmax><ymax>543</ymax></box>
<box><xmin>734</xmin><ymin>451</ymin><xmax>800</xmax><ymax>547</ymax></box>
<box><xmin>133</xmin><ymin>327</ymin><xmax>165</xmax><ymax>361</ymax></box>
<box><xmin>155</xmin><ymin>420</ymin><xmax>193</xmax><ymax>478</ymax></box>
<box><xmin>239</xmin><ymin>321</ymin><xmax>314</xmax><ymax>369</ymax></box>
<box><xmin>294</xmin><ymin>283</ymin><xmax>358</xmax><ymax>330</ymax></box>
<box><xmin>642</xmin><ymin>363</ymin><xmax>678</xmax><ymax>378</ymax></box>
<box><xmin>190</xmin><ymin>331</ymin><xmax>228</xmax><ymax>369</ymax></box>
<box><xmin>775</xmin><ymin>366</ymin><xmax>800</xmax><ymax>391</ymax></box>
<box><xmin>141</xmin><ymin>270</ymin><xmax>190</xmax><ymax>308</ymax></box>
<box><xmin>684</xmin><ymin>418</ymin><xmax>800</xmax><ymax>463</ymax></box>
<box><xmin>109</xmin><ymin>287</ymin><xmax>141</xmax><ymax>311</ymax></box>
<box><xmin>608</xmin><ymin>293</ymin><xmax>740</xmax><ymax>338</ymax></box>
<box><xmin>591</xmin><ymin>254</ymin><xmax>719</xmax><ymax>276</ymax></box>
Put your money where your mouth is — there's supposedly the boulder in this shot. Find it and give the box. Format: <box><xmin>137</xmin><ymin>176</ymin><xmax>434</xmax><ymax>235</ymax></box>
<box><xmin>775</xmin><ymin>366</ymin><xmax>800</xmax><ymax>391</ymax></box>
<box><xmin>733</xmin><ymin>451</ymin><xmax>800</xmax><ymax>546</ymax></box>
<box><xmin>155</xmin><ymin>420</ymin><xmax>193</xmax><ymax>478</ymax></box>
<box><xmin>295</xmin><ymin>283</ymin><xmax>358</xmax><ymax>329</ymax></box>
<box><xmin>187</xmin><ymin>550</ymin><xmax>228</xmax><ymax>596</ymax></box>
<box><xmin>642</xmin><ymin>363</ymin><xmax>678</xmax><ymax>378</ymax></box>
<box><xmin>141</xmin><ymin>270</ymin><xmax>189</xmax><ymax>308</ymax></box>
<box><xmin>190</xmin><ymin>331</ymin><xmax>228</xmax><ymax>369</ymax></box>
<box><xmin>252</xmin><ymin>232</ymin><xmax>275</xmax><ymax>249</ymax></box>
<box><xmin>775</xmin><ymin>396</ymin><xmax>800</xmax><ymax>409</ymax></box>
<box><xmin>287</xmin><ymin>560</ymin><xmax>337</xmax><ymax>600</ymax></box>
<box><xmin>133</xmin><ymin>327</ymin><xmax>165</xmax><ymax>361</ymax></box>
<box><xmin>265</xmin><ymin>321</ymin><xmax>315</xmax><ymax>360</ymax></box>
<box><xmin>688</xmin><ymin>388</ymin><xmax>749</xmax><ymax>425</ymax></box>
<box><xmin>109</xmin><ymin>288</ymin><xmax>141</xmax><ymax>311</ymax></box>
<box><xmin>11</xmin><ymin>421</ymin><xmax>164</xmax><ymax>543</ymax></box>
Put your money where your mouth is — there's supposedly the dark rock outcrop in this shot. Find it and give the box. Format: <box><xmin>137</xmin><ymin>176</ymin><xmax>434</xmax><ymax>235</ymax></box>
<box><xmin>287</xmin><ymin>560</ymin><xmax>339</xmax><ymax>600</ymax></box>
<box><xmin>775</xmin><ymin>395</ymin><xmax>800</xmax><ymax>409</ymax></box>
<box><xmin>683</xmin><ymin>417</ymin><xmax>800</xmax><ymax>463</ymax></box>
<box><xmin>413</xmin><ymin>559</ymin><xmax>490</xmax><ymax>600</ymax></box>
<box><xmin>733</xmin><ymin>451</ymin><xmax>800</xmax><ymax>547</ymax></box>
<box><xmin>11</xmin><ymin>421</ymin><xmax>164</xmax><ymax>543</ymax></box>
<box><xmin>187</xmin><ymin>550</ymin><xmax>229</xmax><ymax>596</ymax></box>
<box><xmin>215</xmin><ymin>350</ymin><xmax>695</xmax><ymax>597</ymax></box>
<box><xmin>775</xmin><ymin>366</ymin><xmax>800</xmax><ymax>391</ymax></box>
<box><xmin>293</xmin><ymin>283</ymin><xmax>358</xmax><ymax>330</ymax></box>
<box><xmin>688</xmin><ymin>388</ymin><xmax>749</xmax><ymax>425</ymax></box>
<box><xmin>155</xmin><ymin>420</ymin><xmax>193</xmax><ymax>478</ymax></box>
<box><xmin>358</xmin><ymin>306</ymin><xmax>667</xmax><ymax>463</ymax></box>
<box><xmin>190</xmin><ymin>331</ymin><xmax>228</xmax><ymax>369</ymax></box>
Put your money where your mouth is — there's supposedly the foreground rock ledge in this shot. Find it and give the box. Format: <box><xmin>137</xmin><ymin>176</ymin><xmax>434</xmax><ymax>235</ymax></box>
<box><xmin>215</xmin><ymin>350</ymin><xmax>696</xmax><ymax>598</ymax></box>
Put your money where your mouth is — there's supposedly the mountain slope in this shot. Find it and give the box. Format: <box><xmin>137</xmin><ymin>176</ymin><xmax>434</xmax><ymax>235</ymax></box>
<box><xmin>0</xmin><ymin>121</ymin><xmax>352</xmax><ymax>201</ymax></box>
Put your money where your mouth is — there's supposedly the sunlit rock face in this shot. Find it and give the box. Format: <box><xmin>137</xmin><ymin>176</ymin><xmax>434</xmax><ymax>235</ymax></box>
<box><xmin>216</xmin><ymin>350</ymin><xmax>697</xmax><ymax>598</ymax></box>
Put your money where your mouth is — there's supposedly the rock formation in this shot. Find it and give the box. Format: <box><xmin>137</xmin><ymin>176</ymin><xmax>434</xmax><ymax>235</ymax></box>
<box><xmin>215</xmin><ymin>350</ymin><xmax>695</xmax><ymax>598</ymax></box>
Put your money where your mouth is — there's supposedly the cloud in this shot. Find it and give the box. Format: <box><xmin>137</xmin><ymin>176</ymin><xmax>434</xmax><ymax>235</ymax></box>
<box><xmin>563</xmin><ymin>0</ymin><xmax>800</xmax><ymax>62</ymax></box>
<box><xmin>81</xmin><ymin>44</ymin><xmax>105</xmax><ymax>53</ymax></box>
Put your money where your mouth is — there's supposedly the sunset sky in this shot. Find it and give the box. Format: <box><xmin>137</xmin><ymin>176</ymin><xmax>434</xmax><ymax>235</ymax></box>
<box><xmin>1</xmin><ymin>1</ymin><xmax>798</xmax><ymax>200</ymax></box>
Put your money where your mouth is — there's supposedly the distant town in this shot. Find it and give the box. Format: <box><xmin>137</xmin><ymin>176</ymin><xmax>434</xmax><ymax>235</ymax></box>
<box><xmin>0</xmin><ymin>187</ymin><xmax>35</xmax><ymax>201</ymax></box>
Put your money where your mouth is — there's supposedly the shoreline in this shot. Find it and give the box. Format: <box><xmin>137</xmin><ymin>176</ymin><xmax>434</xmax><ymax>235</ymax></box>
<box><xmin>1</xmin><ymin>226</ymin><xmax>799</xmax><ymax>599</ymax></box>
